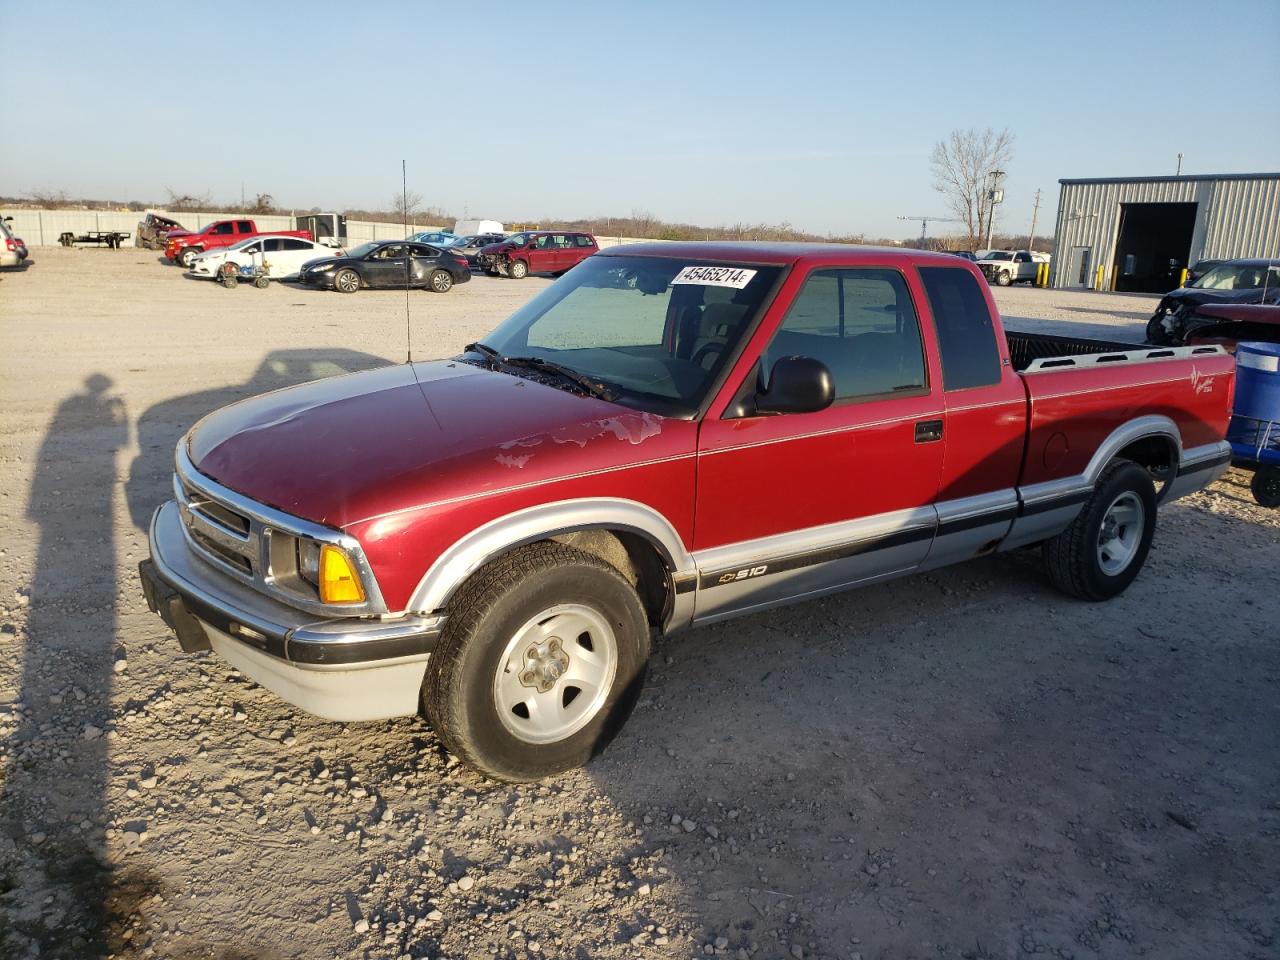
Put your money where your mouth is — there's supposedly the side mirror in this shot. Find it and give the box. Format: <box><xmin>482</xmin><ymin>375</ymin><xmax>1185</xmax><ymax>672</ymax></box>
<box><xmin>754</xmin><ymin>356</ymin><xmax>834</xmax><ymax>415</ymax></box>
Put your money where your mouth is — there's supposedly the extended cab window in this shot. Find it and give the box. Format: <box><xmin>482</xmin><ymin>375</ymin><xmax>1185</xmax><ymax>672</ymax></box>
<box><xmin>918</xmin><ymin>267</ymin><xmax>1002</xmax><ymax>391</ymax></box>
<box><xmin>762</xmin><ymin>268</ymin><xmax>926</xmax><ymax>400</ymax></box>
<box><xmin>236</xmin><ymin>221</ymin><xmax>253</xmax><ymax>233</ymax></box>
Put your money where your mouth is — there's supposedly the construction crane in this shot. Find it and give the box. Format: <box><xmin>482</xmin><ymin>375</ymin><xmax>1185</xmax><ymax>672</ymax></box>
<box><xmin>897</xmin><ymin>215</ymin><xmax>961</xmax><ymax>248</ymax></box>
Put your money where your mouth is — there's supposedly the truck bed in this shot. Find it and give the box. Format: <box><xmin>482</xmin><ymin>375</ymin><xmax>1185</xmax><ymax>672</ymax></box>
<box><xmin>1005</xmin><ymin>330</ymin><xmax>1147</xmax><ymax>371</ymax></box>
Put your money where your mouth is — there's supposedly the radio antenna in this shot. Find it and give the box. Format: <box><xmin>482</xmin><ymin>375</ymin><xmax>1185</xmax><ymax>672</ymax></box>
<box><xmin>402</xmin><ymin>159</ymin><xmax>413</xmax><ymax>364</ymax></box>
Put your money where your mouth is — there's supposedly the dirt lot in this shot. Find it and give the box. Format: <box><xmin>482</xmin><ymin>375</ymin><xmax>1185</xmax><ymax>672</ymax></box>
<box><xmin>1</xmin><ymin>249</ymin><xmax>1277</xmax><ymax>960</ymax></box>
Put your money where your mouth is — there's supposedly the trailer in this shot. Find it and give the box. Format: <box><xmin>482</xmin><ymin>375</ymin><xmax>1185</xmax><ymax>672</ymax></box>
<box><xmin>59</xmin><ymin>230</ymin><xmax>131</xmax><ymax>249</ymax></box>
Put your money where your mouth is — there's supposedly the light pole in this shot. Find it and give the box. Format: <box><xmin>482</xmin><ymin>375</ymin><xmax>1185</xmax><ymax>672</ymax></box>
<box><xmin>984</xmin><ymin>169</ymin><xmax>1005</xmax><ymax>252</ymax></box>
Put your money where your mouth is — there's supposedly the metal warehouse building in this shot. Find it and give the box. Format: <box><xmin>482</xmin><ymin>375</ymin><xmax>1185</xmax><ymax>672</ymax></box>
<box><xmin>1049</xmin><ymin>172</ymin><xmax>1280</xmax><ymax>293</ymax></box>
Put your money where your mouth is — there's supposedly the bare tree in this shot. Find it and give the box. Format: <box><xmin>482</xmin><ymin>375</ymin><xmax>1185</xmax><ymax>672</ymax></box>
<box><xmin>930</xmin><ymin>128</ymin><xmax>1015</xmax><ymax>251</ymax></box>
<box><xmin>392</xmin><ymin>189</ymin><xmax>424</xmax><ymax>219</ymax></box>
<box><xmin>164</xmin><ymin>187</ymin><xmax>212</xmax><ymax>213</ymax></box>
<box><xmin>29</xmin><ymin>188</ymin><xmax>71</xmax><ymax>208</ymax></box>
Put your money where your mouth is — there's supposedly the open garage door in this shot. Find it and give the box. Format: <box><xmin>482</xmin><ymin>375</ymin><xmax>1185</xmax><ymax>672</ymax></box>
<box><xmin>1111</xmin><ymin>202</ymin><xmax>1197</xmax><ymax>293</ymax></box>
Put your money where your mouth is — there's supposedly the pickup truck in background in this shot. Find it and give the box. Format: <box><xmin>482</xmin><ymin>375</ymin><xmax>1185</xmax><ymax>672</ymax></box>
<box><xmin>141</xmin><ymin>243</ymin><xmax>1235</xmax><ymax>781</ymax></box>
<box><xmin>977</xmin><ymin>249</ymin><xmax>1047</xmax><ymax>286</ymax></box>
<box><xmin>164</xmin><ymin>218</ymin><xmax>313</xmax><ymax>268</ymax></box>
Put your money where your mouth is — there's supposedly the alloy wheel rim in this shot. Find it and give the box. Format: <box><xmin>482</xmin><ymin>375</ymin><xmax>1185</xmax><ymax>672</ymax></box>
<box><xmin>1097</xmin><ymin>491</ymin><xmax>1144</xmax><ymax>575</ymax></box>
<box><xmin>493</xmin><ymin>603</ymin><xmax>618</xmax><ymax>744</ymax></box>
<box><xmin>338</xmin><ymin>272</ymin><xmax>357</xmax><ymax>292</ymax></box>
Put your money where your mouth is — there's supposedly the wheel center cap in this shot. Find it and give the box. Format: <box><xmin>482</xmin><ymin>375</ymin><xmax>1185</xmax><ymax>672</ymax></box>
<box><xmin>518</xmin><ymin>637</ymin><xmax>570</xmax><ymax>693</ymax></box>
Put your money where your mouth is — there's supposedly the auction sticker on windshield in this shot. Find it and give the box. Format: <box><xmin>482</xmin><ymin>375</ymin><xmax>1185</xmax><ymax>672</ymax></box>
<box><xmin>670</xmin><ymin>265</ymin><xmax>757</xmax><ymax>289</ymax></box>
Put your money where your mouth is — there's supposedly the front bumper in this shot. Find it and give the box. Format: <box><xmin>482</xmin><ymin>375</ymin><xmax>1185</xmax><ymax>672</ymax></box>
<box><xmin>142</xmin><ymin>500</ymin><xmax>443</xmax><ymax>720</ymax></box>
<box><xmin>298</xmin><ymin>269</ymin><xmax>336</xmax><ymax>288</ymax></box>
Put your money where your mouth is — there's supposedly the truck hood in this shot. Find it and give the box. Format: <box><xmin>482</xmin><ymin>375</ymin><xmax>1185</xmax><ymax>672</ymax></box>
<box><xmin>1160</xmin><ymin>286</ymin><xmax>1280</xmax><ymax>311</ymax></box>
<box><xmin>164</xmin><ymin>229</ymin><xmax>195</xmax><ymax>240</ymax></box>
<box><xmin>185</xmin><ymin>360</ymin><xmax>683</xmax><ymax>529</ymax></box>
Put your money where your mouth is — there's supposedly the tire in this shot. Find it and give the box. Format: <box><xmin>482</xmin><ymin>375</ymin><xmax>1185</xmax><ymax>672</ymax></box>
<box><xmin>334</xmin><ymin>268</ymin><xmax>360</xmax><ymax>294</ymax></box>
<box><xmin>1251</xmin><ymin>466</ymin><xmax>1280</xmax><ymax>508</ymax></box>
<box><xmin>178</xmin><ymin>247</ymin><xmax>200</xmax><ymax>268</ymax></box>
<box><xmin>428</xmin><ymin>269</ymin><xmax>452</xmax><ymax>293</ymax></box>
<box><xmin>254</xmin><ymin>275</ymin><xmax>270</xmax><ymax>289</ymax></box>
<box><xmin>221</xmin><ymin>274</ymin><xmax>236</xmax><ymax>289</ymax></box>
<box><xmin>996</xmin><ymin>270</ymin><xmax>1012</xmax><ymax>286</ymax></box>
<box><xmin>1146</xmin><ymin>312</ymin><xmax>1174</xmax><ymax>345</ymax></box>
<box><xmin>1043</xmin><ymin>459</ymin><xmax>1156</xmax><ymax>601</ymax></box>
<box><xmin>507</xmin><ymin>259</ymin><xmax>528</xmax><ymax>280</ymax></box>
<box><xmin>423</xmin><ymin>542</ymin><xmax>650</xmax><ymax>782</ymax></box>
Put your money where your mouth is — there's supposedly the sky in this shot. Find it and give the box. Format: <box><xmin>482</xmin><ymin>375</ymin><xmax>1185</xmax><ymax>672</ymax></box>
<box><xmin>3</xmin><ymin>0</ymin><xmax>1278</xmax><ymax>241</ymax></box>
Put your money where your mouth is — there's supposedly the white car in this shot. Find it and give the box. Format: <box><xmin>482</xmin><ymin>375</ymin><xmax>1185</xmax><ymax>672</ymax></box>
<box><xmin>188</xmin><ymin>235</ymin><xmax>341</xmax><ymax>282</ymax></box>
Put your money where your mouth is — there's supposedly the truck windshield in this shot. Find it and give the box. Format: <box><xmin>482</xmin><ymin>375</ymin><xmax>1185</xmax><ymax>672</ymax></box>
<box><xmin>475</xmin><ymin>255</ymin><xmax>782</xmax><ymax>417</ymax></box>
<box><xmin>983</xmin><ymin>251</ymin><xmax>1013</xmax><ymax>261</ymax></box>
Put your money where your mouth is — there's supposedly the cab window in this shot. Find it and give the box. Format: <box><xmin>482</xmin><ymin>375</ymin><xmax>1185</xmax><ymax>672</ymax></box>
<box><xmin>762</xmin><ymin>268</ymin><xmax>926</xmax><ymax>401</ymax></box>
<box><xmin>918</xmin><ymin>267</ymin><xmax>1001</xmax><ymax>391</ymax></box>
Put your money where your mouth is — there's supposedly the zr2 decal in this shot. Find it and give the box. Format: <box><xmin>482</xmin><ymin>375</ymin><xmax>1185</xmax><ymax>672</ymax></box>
<box><xmin>717</xmin><ymin>565</ymin><xmax>769</xmax><ymax>584</ymax></box>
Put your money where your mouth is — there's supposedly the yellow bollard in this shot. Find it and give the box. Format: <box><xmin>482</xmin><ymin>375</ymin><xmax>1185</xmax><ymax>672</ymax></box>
<box><xmin>1095</xmin><ymin>264</ymin><xmax>1104</xmax><ymax>290</ymax></box>
<box><xmin>1178</xmin><ymin>267</ymin><xmax>1189</xmax><ymax>288</ymax></box>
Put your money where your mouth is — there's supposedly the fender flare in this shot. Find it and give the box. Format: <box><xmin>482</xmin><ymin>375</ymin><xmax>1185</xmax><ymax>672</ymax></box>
<box><xmin>407</xmin><ymin>498</ymin><xmax>695</xmax><ymax>614</ymax></box>
<box><xmin>1083</xmin><ymin>414</ymin><xmax>1182</xmax><ymax>489</ymax></box>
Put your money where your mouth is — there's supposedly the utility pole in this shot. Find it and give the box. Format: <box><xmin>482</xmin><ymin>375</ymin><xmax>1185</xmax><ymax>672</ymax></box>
<box><xmin>984</xmin><ymin>169</ymin><xmax>1006</xmax><ymax>252</ymax></box>
<box><xmin>1028</xmin><ymin>188</ymin><xmax>1042</xmax><ymax>252</ymax></box>
<box><xmin>1176</xmin><ymin>152</ymin><xmax>1184</xmax><ymax>176</ymax></box>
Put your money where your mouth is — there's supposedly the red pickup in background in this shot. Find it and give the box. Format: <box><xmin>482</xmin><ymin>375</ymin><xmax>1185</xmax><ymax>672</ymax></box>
<box><xmin>164</xmin><ymin>219</ymin><xmax>313</xmax><ymax>267</ymax></box>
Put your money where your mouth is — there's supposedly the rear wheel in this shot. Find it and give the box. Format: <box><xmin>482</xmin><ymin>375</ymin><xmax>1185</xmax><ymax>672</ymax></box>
<box><xmin>429</xmin><ymin>269</ymin><xmax>453</xmax><ymax>293</ymax></box>
<box><xmin>507</xmin><ymin>259</ymin><xmax>528</xmax><ymax>279</ymax></box>
<box><xmin>334</xmin><ymin>268</ymin><xmax>360</xmax><ymax>294</ymax></box>
<box><xmin>1043</xmin><ymin>459</ymin><xmax>1156</xmax><ymax>600</ymax></box>
<box><xmin>254</xmin><ymin>274</ymin><xmax>270</xmax><ymax>289</ymax></box>
<box><xmin>423</xmin><ymin>542</ymin><xmax>650</xmax><ymax>781</ymax></box>
<box><xmin>1251</xmin><ymin>466</ymin><xmax>1280</xmax><ymax>508</ymax></box>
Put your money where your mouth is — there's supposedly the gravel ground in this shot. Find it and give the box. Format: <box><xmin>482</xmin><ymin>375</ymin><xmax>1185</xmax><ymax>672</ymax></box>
<box><xmin>1</xmin><ymin>249</ymin><xmax>1277</xmax><ymax>960</ymax></box>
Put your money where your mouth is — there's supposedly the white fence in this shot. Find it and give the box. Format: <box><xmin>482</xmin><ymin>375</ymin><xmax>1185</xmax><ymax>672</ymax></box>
<box><xmin>3</xmin><ymin>208</ymin><xmax>662</xmax><ymax>250</ymax></box>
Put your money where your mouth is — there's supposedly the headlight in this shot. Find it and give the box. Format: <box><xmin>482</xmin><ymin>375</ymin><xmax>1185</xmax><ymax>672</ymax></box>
<box><xmin>270</xmin><ymin>534</ymin><xmax>366</xmax><ymax>605</ymax></box>
<box><xmin>310</xmin><ymin>262</ymin><xmax>336</xmax><ymax>272</ymax></box>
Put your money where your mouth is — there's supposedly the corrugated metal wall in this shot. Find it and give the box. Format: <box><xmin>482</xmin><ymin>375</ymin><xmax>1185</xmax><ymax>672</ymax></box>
<box><xmin>1050</xmin><ymin>175</ymin><xmax>1280</xmax><ymax>289</ymax></box>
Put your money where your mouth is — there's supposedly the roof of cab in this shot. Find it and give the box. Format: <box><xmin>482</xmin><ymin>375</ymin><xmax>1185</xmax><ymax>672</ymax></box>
<box><xmin>599</xmin><ymin>241</ymin><xmax>968</xmax><ymax>266</ymax></box>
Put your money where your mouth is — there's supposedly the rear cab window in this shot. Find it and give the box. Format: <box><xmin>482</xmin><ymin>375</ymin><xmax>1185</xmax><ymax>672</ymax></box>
<box><xmin>917</xmin><ymin>267</ymin><xmax>1002</xmax><ymax>391</ymax></box>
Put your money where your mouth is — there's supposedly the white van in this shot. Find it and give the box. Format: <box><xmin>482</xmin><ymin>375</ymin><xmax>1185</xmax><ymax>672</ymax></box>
<box><xmin>453</xmin><ymin>219</ymin><xmax>504</xmax><ymax>237</ymax></box>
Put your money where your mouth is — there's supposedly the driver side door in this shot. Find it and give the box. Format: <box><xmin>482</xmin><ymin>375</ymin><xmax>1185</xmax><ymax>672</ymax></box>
<box><xmin>365</xmin><ymin>244</ymin><xmax>407</xmax><ymax>288</ymax></box>
<box><xmin>692</xmin><ymin>263</ymin><xmax>945</xmax><ymax>623</ymax></box>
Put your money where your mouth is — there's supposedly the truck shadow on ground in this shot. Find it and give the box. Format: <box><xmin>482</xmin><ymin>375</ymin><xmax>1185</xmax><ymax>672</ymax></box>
<box><xmin>124</xmin><ymin>348</ymin><xmax>390</xmax><ymax>532</ymax></box>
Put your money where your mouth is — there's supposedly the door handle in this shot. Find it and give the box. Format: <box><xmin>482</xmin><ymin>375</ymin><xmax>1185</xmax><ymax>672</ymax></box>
<box><xmin>914</xmin><ymin>419</ymin><xmax>944</xmax><ymax>443</ymax></box>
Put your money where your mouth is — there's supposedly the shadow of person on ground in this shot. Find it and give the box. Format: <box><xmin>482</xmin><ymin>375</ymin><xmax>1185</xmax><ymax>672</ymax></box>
<box><xmin>125</xmin><ymin>349</ymin><xmax>390</xmax><ymax>531</ymax></box>
<box><xmin>0</xmin><ymin>374</ymin><xmax>128</xmax><ymax>958</ymax></box>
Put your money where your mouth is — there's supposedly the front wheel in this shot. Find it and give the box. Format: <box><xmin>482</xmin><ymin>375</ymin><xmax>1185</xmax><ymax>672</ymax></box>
<box><xmin>996</xmin><ymin>270</ymin><xmax>1012</xmax><ymax>286</ymax></box>
<box><xmin>1252</xmin><ymin>466</ymin><xmax>1280</xmax><ymax>508</ymax></box>
<box><xmin>178</xmin><ymin>247</ymin><xmax>200</xmax><ymax>268</ymax></box>
<box><xmin>254</xmin><ymin>274</ymin><xmax>270</xmax><ymax>289</ymax></box>
<box><xmin>428</xmin><ymin>269</ymin><xmax>452</xmax><ymax>293</ymax></box>
<box><xmin>423</xmin><ymin>542</ymin><xmax>650</xmax><ymax>781</ymax></box>
<box><xmin>507</xmin><ymin>259</ymin><xmax>528</xmax><ymax>279</ymax></box>
<box><xmin>1146</xmin><ymin>312</ymin><xmax>1175</xmax><ymax>345</ymax></box>
<box><xmin>1043</xmin><ymin>459</ymin><xmax>1156</xmax><ymax>601</ymax></box>
<box><xmin>334</xmin><ymin>268</ymin><xmax>360</xmax><ymax>293</ymax></box>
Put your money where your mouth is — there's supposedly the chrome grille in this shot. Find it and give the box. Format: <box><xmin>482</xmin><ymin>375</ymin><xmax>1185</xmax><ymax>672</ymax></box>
<box><xmin>171</xmin><ymin>445</ymin><xmax>390</xmax><ymax>617</ymax></box>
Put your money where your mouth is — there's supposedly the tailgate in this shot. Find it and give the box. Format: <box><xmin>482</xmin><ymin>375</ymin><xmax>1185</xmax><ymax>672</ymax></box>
<box><xmin>1017</xmin><ymin>344</ymin><xmax>1235</xmax><ymax>489</ymax></box>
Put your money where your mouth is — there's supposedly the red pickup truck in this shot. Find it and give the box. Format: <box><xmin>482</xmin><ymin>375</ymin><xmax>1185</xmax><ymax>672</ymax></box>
<box><xmin>164</xmin><ymin>218</ymin><xmax>313</xmax><ymax>267</ymax></box>
<box><xmin>140</xmin><ymin>243</ymin><xmax>1235</xmax><ymax>781</ymax></box>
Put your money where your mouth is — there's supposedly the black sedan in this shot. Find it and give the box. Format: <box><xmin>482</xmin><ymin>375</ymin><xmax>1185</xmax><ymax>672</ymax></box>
<box><xmin>1146</xmin><ymin>258</ymin><xmax>1280</xmax><ymax>344</ymax></box>
<box><xmin>296</xmin><ymin>240</ymin><xmax>471</xmax><ymax>293</ymax></box>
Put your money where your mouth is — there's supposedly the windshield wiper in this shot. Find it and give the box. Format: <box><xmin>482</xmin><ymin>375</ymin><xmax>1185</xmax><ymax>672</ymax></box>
<box><xmin>500</xmin><ymin>356</ymin><xmax>620</xmax><ymax>402</ymax></box>
<box><xmin>462</xmin><ymin>341</ymin><xmax>502</xmax><ymax>368</ymax></box>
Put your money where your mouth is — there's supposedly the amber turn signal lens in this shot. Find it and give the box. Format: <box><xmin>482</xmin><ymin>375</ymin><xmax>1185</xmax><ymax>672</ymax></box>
<box><xmin>319</xmin><ymin>545</ymin><xmax>366</xmax><ymax>604</ymax></box>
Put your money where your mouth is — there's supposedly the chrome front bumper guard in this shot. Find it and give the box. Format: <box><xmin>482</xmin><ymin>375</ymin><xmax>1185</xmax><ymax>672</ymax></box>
<box><xmin>144</xmin><ymin>500</ymin><xmax>443</xmax><ymax>669</ymax></box>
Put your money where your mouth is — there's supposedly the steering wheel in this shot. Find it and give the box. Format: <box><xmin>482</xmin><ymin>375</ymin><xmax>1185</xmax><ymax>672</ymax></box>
<box><xmin>690</xmin><ymin>342</ymin><xmax>726</xmax><ymax>369</ymax></box>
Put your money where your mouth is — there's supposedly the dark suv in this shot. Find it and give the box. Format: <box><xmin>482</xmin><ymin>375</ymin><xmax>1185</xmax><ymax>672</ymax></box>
<box><xmin>477</xmin><ymin>231</ymin><xmax>598</xmax><ymax>279</ymax></box>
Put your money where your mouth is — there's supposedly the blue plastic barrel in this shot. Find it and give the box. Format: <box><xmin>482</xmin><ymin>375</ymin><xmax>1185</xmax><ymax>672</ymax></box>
<box><xmin>1233</xmin><ymin>342</ymin><xmax>1280</xmax><ymax>421</ymax></box>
